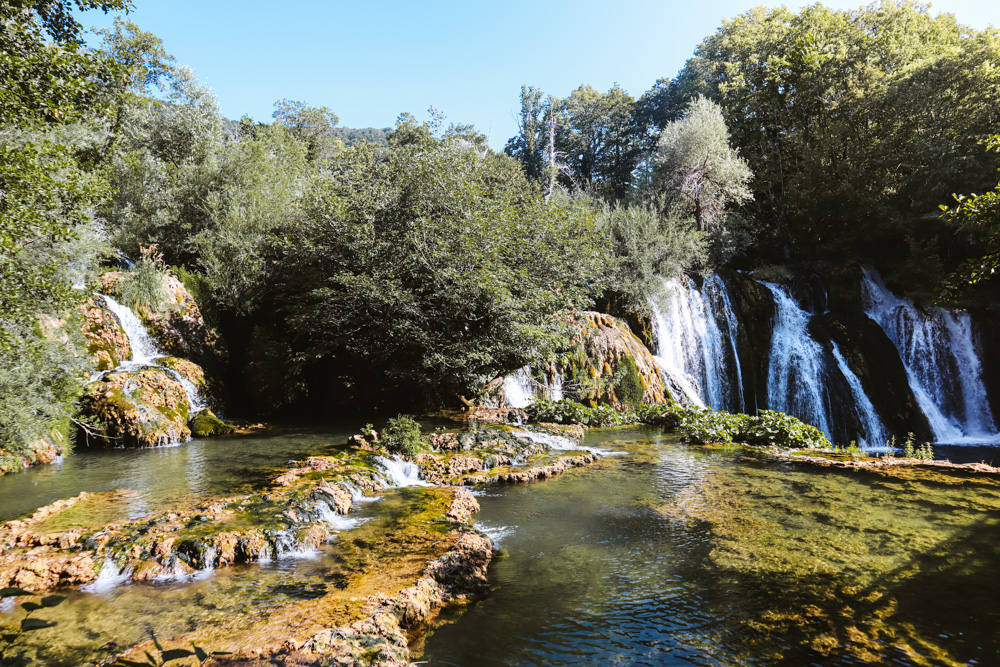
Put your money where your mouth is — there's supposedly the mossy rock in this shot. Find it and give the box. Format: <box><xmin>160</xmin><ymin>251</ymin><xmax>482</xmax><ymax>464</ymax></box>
<box><xmin>189</xmin><ymin>409</ymin><xmax>235</xmax><ymax>437</ymax></box>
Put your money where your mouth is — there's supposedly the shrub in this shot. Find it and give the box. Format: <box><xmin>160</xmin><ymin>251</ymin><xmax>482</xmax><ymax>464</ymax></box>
<box><xmin>116</xmin><ymin>245</ymin><xmax>168</xmax><ymax>313</ymax></box>
<box><xmin>735</xmin><ymin>410</ymin><xmax>831</xmax><ymax>450</ymax></box>
<box><xmin>525</xmin><ymin>399</ymin><xmax>632</xmax><ymax>426</ymax></box>
<box><xmin>381</xmin><ymin>415</ymin><xmax>424</xmax><ymax>458</ymax></box>
<box><xmin>613</xmin><ymin>355</ymin><xmax>644</xmax><ymax>410</ymax></box>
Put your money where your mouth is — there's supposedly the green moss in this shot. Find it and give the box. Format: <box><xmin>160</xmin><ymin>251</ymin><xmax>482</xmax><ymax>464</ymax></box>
<box><xmin>189</xmin><ymin>409</ymin><xmax>235</xmax><ymax>437</ymax></box>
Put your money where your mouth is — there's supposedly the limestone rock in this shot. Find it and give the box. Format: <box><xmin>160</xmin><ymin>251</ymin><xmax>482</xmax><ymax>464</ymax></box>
<box><xmin>80</xmin><ymin>368</ymin><xmax>191</xmax><ymax>447</ymax></box>
<box><xmin>79</xmin><ymin>296</ymin><xmax>132</xmax><ymax>372</ymax></box>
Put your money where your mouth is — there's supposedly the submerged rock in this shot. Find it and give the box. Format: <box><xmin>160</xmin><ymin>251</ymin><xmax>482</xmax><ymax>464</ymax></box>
<box><xmin>80</xmin><ymin>368</ymin><xmax>191</xmax><ymax>447</ymax></box>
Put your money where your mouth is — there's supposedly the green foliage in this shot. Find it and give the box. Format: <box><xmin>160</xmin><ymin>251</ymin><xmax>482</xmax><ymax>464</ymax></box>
<box><xmin>525</xmin><ymin>399</ymin><xmax>831</xmax><ymax>450</ymax></box>
<box><xmin>115</xmin><ymin>246</ymin><xmax>168</xmax><ymax>313</ymax></box>
<box><xmin>613</xmin><ymin>355</ymin><xmax>644</xmax><ymax>410</ymax></box>
<box><xmin>900</xmin><ymin>432</ymin><xmax>934</xmax><ymax>461</ymax></box>
<box><xmin>652</xmin><ymin>96</ymin><xmax>752</xmax><ymax>234</ymax></box>
<box><xmin>272</xmin><ymin>99</ymin><xmax>343</xmax><ymax>163</ymax></box>
<box><xmin>380</xmin><ymin>415</ymin><xmax>424</xmax><ymax>458</ymax></box>
<box><xmin>664</xmin><ymin>2</ymin><xmax>1000</xmax><ymax>283</ymax></box>
<box><xmin>939</xmin><ymin>135</ymin><xmax>1000</xmax><ymax>298</ymax></box>
<box><xmin>273</xmin><ymin>135</ymin><xmax>609</xmax><ymax>404</ymax></box>
<box><xmin>525</xmin><ymin>399</ymin><xmax>633</xmax><ymax>426</ymax></box>
<box><xmin>736</xmin><ymin>410</ymin><xmax>831</xmax><ymax>450</ymax></box>
<box><xmin>595</xmin><ymin>202</ymin><xmax>705</xmax><ymax>312</ymax></box>
<box><xmin>0</xmin><ymin>587</ymin><xmax>66</xmax><ymax>666</ymax></box>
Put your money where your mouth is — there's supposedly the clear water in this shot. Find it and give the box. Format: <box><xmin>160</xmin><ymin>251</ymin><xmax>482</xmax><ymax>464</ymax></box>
<box><xmin>5</xmin><ymin>427</ymin><xmax>1000</xmax><ymax>665</ymax></box>
<box><xmin>0</xmin><ymin>424</ymin><xmax>357</xmax><ymax>522</ymax></box>
<box><xmin>418</xmin><ymin>427</ymin><xmax>1000</xmax><ymax>666</ymax></box>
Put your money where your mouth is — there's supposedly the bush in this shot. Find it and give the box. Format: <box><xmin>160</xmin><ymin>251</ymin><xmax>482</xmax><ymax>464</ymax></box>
<box><xmin>525</xmin><ymin>399</ymin><xmax>632</xmax><ymax>426</ymax></box>
<box><xmin>678</xmin><ymin>409</ymin><xmax>748</xmax><ymax>446</ymax></box>
<box><xmin>381</xmin><ymin>415</ymin><xmax>424</xmax><ymax>458</ymax></box>
<box><xmin>116</xmin><ymin>245</ymin><xmax>168</xmax><ymax>313</ymax></box>
<box><xmin>736</xmin><ymin>410</ymin><xmax>831</xmax><ymax>450</ymax></box>
<box><xmin>613</xmin><ymin>355</ymin><xmax>644</xmax><ymax>410</ymax></box>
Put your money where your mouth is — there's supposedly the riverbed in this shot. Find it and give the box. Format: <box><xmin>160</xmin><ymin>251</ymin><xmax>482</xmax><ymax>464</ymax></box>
<box><xmin>3</xmin><ymin>426</ymin><xmax>1000</xmax><ymax>665</ymax></box>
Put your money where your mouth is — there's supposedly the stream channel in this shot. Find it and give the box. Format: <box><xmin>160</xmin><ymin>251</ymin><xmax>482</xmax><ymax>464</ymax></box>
<box><xmin>2</xmin><ymin>426</ymin><xmax>1000</xmax><ymax>665</ymax></box>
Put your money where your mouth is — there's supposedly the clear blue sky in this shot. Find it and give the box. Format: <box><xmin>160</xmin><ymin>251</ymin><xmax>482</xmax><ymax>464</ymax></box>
<box><xmin>82</xmin><ymin>0</ymin><xmax>1000</xmax><ymax>148</ymax></box>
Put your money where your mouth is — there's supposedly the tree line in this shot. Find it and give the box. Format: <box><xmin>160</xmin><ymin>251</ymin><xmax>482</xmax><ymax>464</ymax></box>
<box><xmin>2</xmin><ymin>0</ymin><xmax>999</xmax><ymax>450</ymax></box>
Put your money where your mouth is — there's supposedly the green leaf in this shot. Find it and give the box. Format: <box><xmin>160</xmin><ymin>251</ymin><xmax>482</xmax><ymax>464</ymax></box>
<box><xmin>20</xmin><ymin>618</ymin><xmax>56</xmax><ymax>630</ymax></box>
<box><xmin>39</xmin><ymin>594</ymin><xmax>66</xmax><ymax>608</ymax></box>
<box><xmin>0</xmin><ymin>588</ymin><xmax>35</xmax><ymax>598</ymax></box>
<box><xmin>193</xmin><ymin>646</ymin><xmax>209</xmax><ymax>661</ymax></box>
<box><xmin>19</xmin><ymin>602</ymin><xmax>42</xmax><ymax>612</ymax></box>
<box><xmin>114</xmin><ymin>660</ymin><xmax>155</xmax><ymax>667</ymax></box>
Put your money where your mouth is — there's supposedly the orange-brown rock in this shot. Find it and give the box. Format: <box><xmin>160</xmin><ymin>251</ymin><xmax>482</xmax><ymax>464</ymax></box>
<box><xmin>80</xmin><ymin>368</ymin><xmax>191</xmax><ymax>447</ymax></box>
<box><xmin>79</xmin><ymin>296</ymin><xmax>132</xmax><ymax>372</ymax></box>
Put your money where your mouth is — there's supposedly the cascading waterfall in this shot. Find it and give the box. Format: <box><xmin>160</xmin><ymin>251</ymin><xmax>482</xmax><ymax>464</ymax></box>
<box><xmin>861</xmin><ymin>268</ymin><xmax>999</xmax><ymax>442</ymax></box>
<box><xmin>830</xmin><ymin>343</ymin><xmax>889</xmax><ymax>447</ymax></box>
<box><xmin>702</xmin><ymin>274</ymin><xmax>745</xmax><ymax>413</ymax></box>
<box><xmin>373</xmin><ymin>455</ymin><xmax>432</xmax><ymax>487</ymax></box>
<box><xmin>763</xmin><ymin>282</ymin><xmax>833</xmax><ymax>439</ymax></box>
<box><xmin>502</xmin><ymin>368</ymin><xmax>535</xmax><ymax>408</ymax></box>
<box><xmin>92</xmin><ymin>293</ymin><xmax>210</xmax><ymax>420</ymax></box>
<box><xmin>650</xmin><ymin>276</ymin><xmax>741</xmax><ymax>411</ymax></box>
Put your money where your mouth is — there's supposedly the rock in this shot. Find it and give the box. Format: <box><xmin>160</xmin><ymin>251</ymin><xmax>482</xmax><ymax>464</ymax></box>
<box><xmin>80</xmin><ymin>368</ymin><xmax>192</xmax><ymax>447</ymax></box>
<box><xmin>189</xmin><ymin>409</ymin><xmax>235</xmax><ymax>437</ymax></box>
<box><xmin>555</xmin><ymin>311</ymin><xmax>667</xmax><ymax>408</ymax></box>
<box><xmin>79</xmin><ymin>296</ymin><xmax>132</xmax><ymax>372</ymax></box>
<box><xmin>99</xmin><ymin>271</ymin><xmax>227</xmax><ymax>375</ymax></box>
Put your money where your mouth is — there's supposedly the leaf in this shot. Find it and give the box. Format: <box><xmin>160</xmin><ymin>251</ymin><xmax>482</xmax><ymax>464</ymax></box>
<box><xmin>115</xmin><ymin>660</ymin><xmax>155</xmax><ymax>667</ymax></box>
<box><xmin>20</xmin><ymin>618</ymin><xmax>56</xmax><ymax>630</ymax></box>
<box><xmin>159</xmin><ymin>649</ymin><xmax>194</xmax><ymax>661</ymax></box>
<box><xmin>193</xmin><ymin>646</ymin><xmax>209</xmax><ymax>661</ymax></box>
<box><xmin>0</xmin><ymin>588</ymin><xmax>35</xmax><ymax>598</ymax></box>
<box><xmin>39</xmin><ymin>594</ymin><xmax>66</xmax><ymax>607</ymax></box>
<box><xmin>19</xmin><ymin>602</ymin><xmax>42</xmax><ymax>612</ymax></box>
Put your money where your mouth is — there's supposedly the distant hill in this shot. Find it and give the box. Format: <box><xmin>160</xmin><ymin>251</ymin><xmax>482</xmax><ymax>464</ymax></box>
<box><xmin>331</xmin><ymin>127</ymin><xmax>391</xmax><ymax>148</ymax></box>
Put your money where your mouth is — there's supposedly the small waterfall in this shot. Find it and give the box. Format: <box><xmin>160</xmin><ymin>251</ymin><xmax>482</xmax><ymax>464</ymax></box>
<box><xmin>82</xmin><ymin>557</ymin><xmax>131</xmax><ymax>594</ymax></box>
<box><xmin>763</xmin><ymin>283</ymin><xmax>833</xmax><ymax>438</ymax></box>
<box><xmin>503</xmin><ymin>368</ymin><xmax>535</xmax><ymax>408</ymax></box>
<box><xmin>650</xmin><ymin>276</ymin><xmax>740</xmax><ymax>410</ymax></box>
<box><xmin>99</xmin><ymin>294</ymin><xmax>163</xmax><ymax>364</ymax></box>
<box><xmin>93</xmin><ymin>293</ymin><xmax>210</xmax><ymax>420</ymax></box>
<box><xmin>373</xmin><ymin>455</ymin><xmax>432</xmax><ymax>487</ymax></box>
<box><xmin>861</xmin><ymin>269</ymin><xmax>998</xmax><ymax>443</ymax></box>
<box><xmin>341</xmin><ymin>481</ymin><xmax>380</xmax><ymax>504</ymax></box>
<box><xmin>830</xmin><ymin>343</ymin><xmax>889</xmax><ymax>448</ymax></box>
<box><xmin>512</xmin><ymin>429</ymin><xmax>579</xmax><ymax>451</ymax></box>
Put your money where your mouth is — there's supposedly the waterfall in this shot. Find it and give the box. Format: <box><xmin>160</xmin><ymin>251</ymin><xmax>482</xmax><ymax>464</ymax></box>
<box><xmin>763</xmin><ymin>283</ymin><xmax>833</xmax><ymax>439</ymax></box>
<box><xmin>373</xmin><ymin>455</ymin><xmax>432</xmax><ymax>487</ymax></box>
<box><xmin>650</xmin><ymin>276</ymin><xmax>741</xmax><ymax>411</ymax></box>
<box><xmin>93</xmin><ymin>293</ymin><xmax>210</xmax><ymax>419</ymax></box>
<box><xmin>830</xmin><ymin>343</ymin><xmax>889</xmax><ymax>448</ymax></box>
<box><xmin>702</xmin><ymin>274</ymin><xmax>745</xmax><ymax>412</ymax></box>
<box><xmin>503</xmin><ymin>368</ymin><xmax>535</xmax><ymax>408</ymax></box>
<box><xmin>861</xmin><ymin>269</ymin><xmax>998</xmax><ymax>443</ymax></box>
<box><xmin>99</xmin><ymin>294</ymin><xmax>163</xmax><ymax>364</ymax></box>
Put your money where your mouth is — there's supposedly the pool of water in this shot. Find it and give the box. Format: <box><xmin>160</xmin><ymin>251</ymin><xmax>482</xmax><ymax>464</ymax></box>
<box><xmin>417</xmin><ymin>428</ymin><xmax>1000</xmax><ymax>666</ymax></box>
<box><xmin>0</xmin><ymin>424</ymin><xmax>358</xmax><ymax>522</ymax></box>
<box><xmin>4</xmin><ymin>425</ymin><xmax>1000</xmax><ymax>665</ymax></box>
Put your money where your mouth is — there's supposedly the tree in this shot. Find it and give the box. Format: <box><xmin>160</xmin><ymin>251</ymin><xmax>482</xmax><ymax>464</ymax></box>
<box><xmin>271</xmin><ymin>135</ymin><xmax>610</xmax><ymax>406</ymax></box>
<box><xmin>940</xmin><ymin>135</ymin><xmax>1000</xmax><ymax>296</ymax></box>
<box><xmin>653</xmin><ymin>97</ymin><xmax>752</xmax><ymax>233</ymax></box>
<box><xmin>272</xmin><ymin>99</ymin><xmax>343</xmax><ymax>163</ymax></box>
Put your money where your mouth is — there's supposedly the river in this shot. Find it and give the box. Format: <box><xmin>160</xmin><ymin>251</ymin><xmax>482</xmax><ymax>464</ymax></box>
<box><xmin>3</xmin><ymin>426</ymin><xmax>1000</xmax><ymax>665</ymax></box>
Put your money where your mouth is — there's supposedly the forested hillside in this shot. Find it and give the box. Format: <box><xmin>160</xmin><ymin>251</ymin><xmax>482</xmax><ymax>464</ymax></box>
<box><xmin>2</xmin><ymin>0</ymin><xmax>999</xmax><ymax>463</ymax></box>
